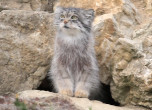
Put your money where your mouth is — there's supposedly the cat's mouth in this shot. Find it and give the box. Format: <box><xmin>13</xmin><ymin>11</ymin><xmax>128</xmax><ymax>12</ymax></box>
<box><xmin>64</xmin><ymin>25</ymin><xmax>70</xmax><ymax>29</ymax></box>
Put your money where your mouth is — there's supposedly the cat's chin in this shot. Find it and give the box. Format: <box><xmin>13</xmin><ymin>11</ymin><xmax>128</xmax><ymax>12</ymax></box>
<box><xmin>60</xmin><ymin>28</ymin><xmax>81</xmax><ymax>36</ymax></box>
<box><xmin>64</xmin><ymin>25</ymin><xmax>70</xmax><ymax>29</ymax></box>
<box><xmin>61</xmin><ymin>27</ymin><xmax>80</xmax><ymax>31</ymax></box>
<box><xmin>62</xmin><ymin>27</ymin><xmax>75</xmax><ymax>30</ymax></box>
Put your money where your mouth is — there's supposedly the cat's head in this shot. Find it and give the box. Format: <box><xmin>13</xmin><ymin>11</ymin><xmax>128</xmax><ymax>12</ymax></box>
<box><xmin>54</xmin><ymin>7</ymin><xmax>94</xmax><ymax>33</ymax></box>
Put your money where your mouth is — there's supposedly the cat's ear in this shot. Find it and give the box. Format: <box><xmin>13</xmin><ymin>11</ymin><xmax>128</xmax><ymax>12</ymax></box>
<box><xmin>82</xmin><ymin>9</ymin><xmax>95</xmax><ymax>26</ymax></box>
<box><xmin>85</xmin><ymin>9</ymin><xmax>94</xmax><ymax>17</ymax></box>
<box><xmin>54</xmin><ymin>6</ymin><xmax>63</xmax><ymax>14</ymax></box>
<box><xmin>84</xmin><ymin>9</ymin><xmax>95</xmax><ymax>21</ymax></box>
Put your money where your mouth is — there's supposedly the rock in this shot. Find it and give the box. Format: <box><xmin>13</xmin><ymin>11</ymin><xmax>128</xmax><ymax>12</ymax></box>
<box><xmin>92</xmin><ymin>0</ymin><xmax>152</xmax><ymax>108</ymax></box>
<box><xmin>0</xmin><ymin>10</ymin><xmax>55</xmax><ymax>95</ymax></box>
<box><xmin>93</xmin><ymin>0</ymin><xmax>140</xmax><ymax>84</ymax></box>
<box><xmin>16</xmin><ymin>90</ymin><xmax>148</xmax><ymax>110</ymax></box>
<box><xmin>145</xmin><ymin>0</ymin><xmax>152</xmax><ymax>10</ymax></box>
<box><xmin>31</xmin><ymin>0</ymin><xmax>56</xmax><ymax>12</ymax></box>
<box><xmin>93</xmin><ymin>14</ymin><xmax>122</xmax><ymax>84</ymax></box>
<box><xmin>111</xmin><ymin>20</ymin><xmax>152</xmax><ymax>109</ymax></box>
<box><xmin>0</xmin><ymin>0</ymin><xmax>32</xmax><ymax>11</ymax></box>
<box><xmin>0</xmin><ymin>0</ymin><xmax>56</xmax><ymax>12</ymax></box>
<box><xmin>55</xmin><ymin>0</ymin><xmax>141</xmax><ymax>18</ymax></box>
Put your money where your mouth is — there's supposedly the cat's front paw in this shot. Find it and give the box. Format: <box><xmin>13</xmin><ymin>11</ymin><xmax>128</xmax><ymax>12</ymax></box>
<box><xmin>59</xmin><ymin>89</ymin><xmax>73</xmax><ymax>97</ymax></box>
<box><xmin>75</xmin><ymin>90</ymin><xmax>89</xmax><ymax>98</ymax></box>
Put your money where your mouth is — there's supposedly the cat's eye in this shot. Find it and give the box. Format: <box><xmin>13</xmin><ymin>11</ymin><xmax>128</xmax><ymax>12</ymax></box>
<box><xmin>60</xmin><ymin>15</ymin><xmax>65</xmax><ymax>19</ymax></box>
<box><xmin>71</xmin><ymin>15</ymin><xmax>78</xmax><ymax>20</ymax></box>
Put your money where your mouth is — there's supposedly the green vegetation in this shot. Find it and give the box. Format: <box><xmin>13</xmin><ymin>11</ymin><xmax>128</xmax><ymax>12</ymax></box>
<box><xmin>89</xmin><ymin>107</ymin><xmax>92</xmax><ymax>110</ymax></box>
<box><xmin>14</xmin><ymin>98</ymin><xmax>27</xmax><ymax>110</ymax></box>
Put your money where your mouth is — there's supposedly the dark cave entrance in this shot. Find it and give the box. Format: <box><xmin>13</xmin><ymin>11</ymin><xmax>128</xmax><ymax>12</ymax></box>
<box><xmin>37</xmin><ymin>76</ymin><xmax>54</xmax><ymax>92</ymax></box>
<box><xmin>37</xmin><ymin>75</ymin><xmax>119</xmax><ymax>106</ymax></box>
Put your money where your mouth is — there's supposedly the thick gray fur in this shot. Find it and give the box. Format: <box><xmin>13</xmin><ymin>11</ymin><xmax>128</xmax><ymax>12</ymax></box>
<box><xmin>49</xmin><ymin>7</ymin><xmax>100</xmax><ymax>98</ymax></box>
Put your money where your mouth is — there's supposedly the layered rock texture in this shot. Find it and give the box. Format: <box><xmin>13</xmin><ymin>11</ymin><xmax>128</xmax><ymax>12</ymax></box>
<box><xmin>0</xmin><ymin>0</ymin><xmax>56</xmax><ymax>12</ymax></box>
<box><xmin>93</xmin><ymin>0</ymin><xmax>140</xmax><ymax>84</ymax></box>
<box><xmin>0</xmin><ymin>10</ymin><xmax>54</xmax><ymax>94</ymax></box>
<box><xmin>111</xmin><ymin>21</ymin><xmax>152</xmax><ymax>107</ymax></box>
<box><xmin>15</xmin><ymin>90</ymin><xmax>148</xmax><ymax>110</ymax></box>
<box><xmin>0</xmin><ymin>0</ymin><xmax>152</xmax><ymax>109</ymax></box>
<box><xmin>145</xmin><ymin>0</ymin><xmax>152</xmax><ymax>11</ymax></box>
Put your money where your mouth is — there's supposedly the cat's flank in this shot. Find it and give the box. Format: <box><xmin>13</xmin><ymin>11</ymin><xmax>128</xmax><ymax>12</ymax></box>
<box><xmin>49</xmin><ymin>7</ymin><xmax>100</xmax><ymax>98</ymax></box>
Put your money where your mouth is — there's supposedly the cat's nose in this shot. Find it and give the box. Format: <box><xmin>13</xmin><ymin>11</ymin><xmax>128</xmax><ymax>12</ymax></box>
<box><xmin>64</xmin><ymin>20</ymin><xmax>68</xmax><ymax>24</ymax></box>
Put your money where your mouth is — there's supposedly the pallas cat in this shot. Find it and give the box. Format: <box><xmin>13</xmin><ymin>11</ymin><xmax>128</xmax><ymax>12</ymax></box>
<box><xmin>49</xmin><ymin>7</ymin><xmax>100</xmax><ymax>98</ymax></box>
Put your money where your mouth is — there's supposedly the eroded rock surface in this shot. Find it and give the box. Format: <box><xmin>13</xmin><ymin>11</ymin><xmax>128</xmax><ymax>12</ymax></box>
<box><xmin>0</xmin><ymin>0</ymin><xmax>56</xmax><ymax>12</ymax></box>
<box><xmin>93</xmin><ymin>0</ymin><xmax>140</xmax><ymax>84</ymax></box>
<box><xmin>145</xmin><ymin>0</ymin><xmax>152</xmax><ymax>10</ymax></box>
<box><xmin>0</xmin><ymin>10</ymin><xmax>54</xmax><ymax>95</ymax></box>
<box><xmin>17</xmin><ymin>90</ymin><xmax>148</xmax><ymax>110</ymax></box>
<box><xmin>111</xmin><ymin>20</ymin><xmax>152</xmax><ymax>109</ymax></box>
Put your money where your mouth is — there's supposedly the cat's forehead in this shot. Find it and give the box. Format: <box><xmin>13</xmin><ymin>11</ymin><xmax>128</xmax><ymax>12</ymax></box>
<box><xmin>62</xmin><ymin>8</ymin><xmax>80</xmax><ymax>15</ymax></box>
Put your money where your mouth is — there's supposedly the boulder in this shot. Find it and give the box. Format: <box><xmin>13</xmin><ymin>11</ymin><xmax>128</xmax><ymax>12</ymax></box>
<box><xmin>31</xmin><ymin>0</ymin><xmax>56</xmax><ymax>12</ymax></box>
<box><xmin>0</xmin><ymin>0</ymin><xmax>32</xmax><ymax>11</ymax></box>
<box><xmin>111</xmin><ymin>20</ymin><xmax>152</xmax><ymax>109</ymax></box>
<box><xmin>55</xmin><ymin>0</ymin><xmax>140</xmax><ymax>17</ymax></box>
<box><xmin>15</xmin><ymin>90</ymin><xmax>147</xmax><ymax>110</ymax></box>
<box><xmin>93</xmin><ymin>0</ymin><xmax>140</xmax><ymax>84</ymax></box>
<box><xmin>0</xmin><ymin>10</ymin><xmax>55</xmax><ymax>95</ymax></box>
<box><xmin>0</xmin><ymin>0</ymin><xmax>56</xmax><ymax>12</ymax></box>
<box><xmin>145</xmin><ymin>0</ymin><xmax>152</xmax><ymax>10</ymax></box>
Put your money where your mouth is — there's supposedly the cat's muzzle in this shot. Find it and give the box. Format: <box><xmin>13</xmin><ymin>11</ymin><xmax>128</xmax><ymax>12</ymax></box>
<box><xmin>64</xmin><ymin>25</ymin><xmax>70</xmax><ymax>29</ymax></box>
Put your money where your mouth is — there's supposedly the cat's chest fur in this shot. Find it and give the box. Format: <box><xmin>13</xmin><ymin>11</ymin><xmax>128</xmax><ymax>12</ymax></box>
<box><xmin>56</xmin><ymin>30</ymin><xmax>88</xmax><ymax>52</ymax></box>
<box><xmin>50</xmin><ymin>7</ymin><xmax>100</xmax><ymax>99</ymax></box>
<box><xmin>55</xmin><ymin>30</ymin><xmax>91</xmax><ymax>72</ymax></box>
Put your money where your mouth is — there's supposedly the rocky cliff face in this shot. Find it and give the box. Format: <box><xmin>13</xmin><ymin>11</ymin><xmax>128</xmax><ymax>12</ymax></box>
<box><xmin>111</xmin><ymin>21</ymin><xmax>152</xmax><ymax>108</ymax></box>
<box><xmin>0</xmin><ymin>10</ymin><xmax>54</xmax><ymax>94</ymax></box>
<box><xmin>0</xmin><ymin>90</ymin><xmax>148</xmax><ymax>110</ymax></box>
<box><xmin>0</xmin><ymin>0</ymin><xmax>56</xmax><ymax>12</ymax></box>
<box><xmin>0</xmin><ymin>0</ymin><xmax>152</xmax><ymax>109</ymax></box>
